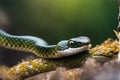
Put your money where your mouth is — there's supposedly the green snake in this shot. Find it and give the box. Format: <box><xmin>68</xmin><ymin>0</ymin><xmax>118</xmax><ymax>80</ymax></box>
<box><xmin>0</xmin><ymin>29</ymin><xmax>92</xmax><ymax>79</ymax></box>
<box><xmin>0</xmin><ymin>29</ymin><xmax>91</xmax><ymax>58</ymax></box>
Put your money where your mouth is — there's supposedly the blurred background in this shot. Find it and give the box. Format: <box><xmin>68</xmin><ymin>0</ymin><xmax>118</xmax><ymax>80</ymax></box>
<box><xmin>0</xmin><ymin>0</ymin><xmax>118</xmax><ymax>66</ymax></box>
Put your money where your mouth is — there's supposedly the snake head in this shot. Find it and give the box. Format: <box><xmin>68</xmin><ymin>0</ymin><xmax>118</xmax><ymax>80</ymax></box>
<box><xmin>57</xmin><ymin>36</ymin><xmax>91</xmax><ymax>57</ymax></box>
<box><xmin>68</xmin><ymin>36</ymin><xmax>91</xmax><ymax>48</ymax></box>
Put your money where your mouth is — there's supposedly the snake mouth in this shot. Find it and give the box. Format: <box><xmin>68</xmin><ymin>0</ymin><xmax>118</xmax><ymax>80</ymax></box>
<box><xmin>57</xmin><ymin>44</ymin><xmax>91</xmax><ymax>58</ymax></box>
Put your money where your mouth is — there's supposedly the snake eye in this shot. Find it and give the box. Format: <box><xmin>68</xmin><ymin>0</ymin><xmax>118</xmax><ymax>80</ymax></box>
<box><xmin>68</xmin><ymin>40</ymin><xmax>85</xmax><ymax>48</ymax></box>
<box><xmin>68</xmin><ymin>40</ymin><xmax>80</xmax><ymax>48</ymax></box>
<box><xmin>68</xmin><ymin>40</ymin><xmax>74</xmax><ymax>48</ymax></box>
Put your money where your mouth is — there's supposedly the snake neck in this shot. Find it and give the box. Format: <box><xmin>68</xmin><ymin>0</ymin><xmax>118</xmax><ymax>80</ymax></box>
<box><xmin>35</xmin><ymin>44</ymin><xmax>59</xmax><ymax>58</ymax></box>
<box><xmin>35</xmin><ymin>40</ymin><xmax>69</xmax><ymax>58</ymax></box>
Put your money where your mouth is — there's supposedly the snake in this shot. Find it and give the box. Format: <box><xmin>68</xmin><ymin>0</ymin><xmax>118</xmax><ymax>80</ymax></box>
<box><xmin>0</xmin><ymin>29</ymin><xmax>91</xmax><ymax>58</ymax></box>
<box><xmin>0</xmin><ymin>29</ymin><xmax>92</xmax><ymax>79</ymax></box>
